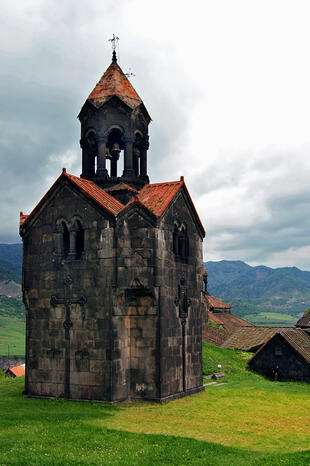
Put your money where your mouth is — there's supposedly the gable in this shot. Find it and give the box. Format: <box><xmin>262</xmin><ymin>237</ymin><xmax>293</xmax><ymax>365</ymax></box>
<box><xmin>20</xmin><ymin>171</ymin><xmax>123</xmax><ymax>236</ymax></box>
<box><xmin>160</xmin><ymin>188</ymin><xmax>205</xmax><ymax>239</ymax></box>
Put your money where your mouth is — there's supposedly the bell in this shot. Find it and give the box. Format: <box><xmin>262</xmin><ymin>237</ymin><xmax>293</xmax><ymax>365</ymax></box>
<box><xmin>111</xmin><ymin>142</ymin><xmax>121</xmax><ymax>156</ymax></box>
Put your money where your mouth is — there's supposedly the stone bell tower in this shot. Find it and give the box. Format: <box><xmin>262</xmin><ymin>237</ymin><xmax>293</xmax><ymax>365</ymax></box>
<box><xmin>20</xmin><ymin>41</ymin><xmax>205</xmax><ymax>403</ymax></box>
<box><xmin>78</xmin><ymin>50</ymin><xmax>151</xmax><ymax>188</ymax></box>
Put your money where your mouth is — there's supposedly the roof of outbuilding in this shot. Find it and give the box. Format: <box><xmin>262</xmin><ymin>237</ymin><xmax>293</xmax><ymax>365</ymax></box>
<box><xmin>248</xmin><ymin>328</ymin><xmax>310</xmax><ymax>366</ymax></box>
<box><xmin>208</xmin><ymin>295</ymin><xmax>231</xmax><ymax>310</ymax></box>
<box><xmin>209</xmin><ymin>311</ymin><xmax>254</xmax><ymax>334</ymax></box>
<box><xmin>295</xmin><ymin>311</ymin><xmax>310</xmax><ymax>328</ymax></box>
<box><xmin>6</xmin><ymin>365</ymin><xmax>25</xmax><ymax>377</ymax></box>
<box><xmin>222</xmin><ymin>326</ymin><xmax>290</xmax><ymax>351</ymax></box>
<box><xmin>280</xmin><ymin>328</ymin><xmax>310</xmax><ymax>365</ymax></box>
<box><xmin>85</xmin><ymin>62</ymin><xmax>143</xmax><ymax>110</ymax></box>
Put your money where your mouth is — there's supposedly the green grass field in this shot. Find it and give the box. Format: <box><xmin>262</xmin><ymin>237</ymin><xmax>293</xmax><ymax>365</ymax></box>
<box><xmin>0</xmin><ymin>342</ymin><xmax>310</xmax><ymax>465</ymax></box>
<box><xmin>243</xmin><ymin>311</ymin><xmax>297</xmax><ymax>326</ymax></box>
<box><xmin>0</xmin><ymin>315</ymin><xmax>25</xmax><ymax>357</ymax></box>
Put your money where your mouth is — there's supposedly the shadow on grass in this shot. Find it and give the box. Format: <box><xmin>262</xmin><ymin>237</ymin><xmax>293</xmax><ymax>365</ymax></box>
<box><xmin>0</xmin><ymin>378</ymin><xmax>310</xmax><ymax>465</ymax></box>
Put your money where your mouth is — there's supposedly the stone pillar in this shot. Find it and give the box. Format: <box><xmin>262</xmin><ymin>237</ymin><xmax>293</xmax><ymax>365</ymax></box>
<box><xmin>111</xmin><ymin>156</ymin><xmax>118</xmax><ymax>177</ymax></box>
<box><xmin>80</xmin><ymin>138</ymin><xmax>90</xmax><ymax>178</ymax></box>
<box><xmin>123</xmin><ymin>137</ymin><xmax>135</xmax><ymax>179</ymax></box>
<box><xmin>54</xmin><ymin>230</ymin><xmax>64</xmax><ymax>258</ymax></box>
<box><xmin>133</xmin><ymin>148</ymin><xmax>140</xmax><ymax>176</ymax></box>
<box><xmin>96</xmin><ymin>137</ymin><xmax>109</xmax><ymax>180</ymax></box>
<box><xmin>140</xmin><ymin>141</ymin><xmax>149</xmax><ymax>182</ymax></box>
<box><xmin>68</xmin><ymin>229</ymin><xmax>77</xmax><ymax>260</ymax></box>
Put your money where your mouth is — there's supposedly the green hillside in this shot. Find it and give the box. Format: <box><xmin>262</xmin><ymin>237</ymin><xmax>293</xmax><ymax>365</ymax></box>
<box><xmin>205</xmin><ymin>260</ymin><xmax>310</xmax><ymax>325</ymax></box>
<box><xmin>0</xmin><ymin>243</ymin><xmax>22</xmax><ymax>283</ymax></box>
<box><xmin>1</xmin><ymin>343</ymin><xmax>310</xmax><ymax>464</ymax></box>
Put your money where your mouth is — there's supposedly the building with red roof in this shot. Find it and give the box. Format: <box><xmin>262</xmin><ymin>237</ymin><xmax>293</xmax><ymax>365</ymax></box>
<box><xmin>20</xmin><ymin>48</ymin><xmax>206</xmax><ymax>403</ymax></box>
<box><xmin>6</xmin><ymin>365</ymin><xmax>25</xmax><ymax>378</ymax></box>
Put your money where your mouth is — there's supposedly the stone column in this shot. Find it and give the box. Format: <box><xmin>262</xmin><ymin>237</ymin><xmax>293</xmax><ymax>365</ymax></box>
<box><xmin>96</xmin><ymin>137</ymin><xmax>109</xmax><ymax>180</ymax></box>
<box><xmin>123</xmin><ymin>137</ymin><xmax>135</xmax><ymax>179</ymax></box>
<box><xmin>140</xmin><ymin>141</ymin><xmax>149</xmax><ymax>182</ymax></box>
<box><xmin>80</xmin><ymin>138</ymin><xmax>90</xmax><ymax>178</ymax></box>
<box><xmin>68</xmin><ymin>229</ymin><xmax>78</xmax><ymax>260</ymax></box>
<box><xmin>133</xmin><ymin>148</ymin><xmax>140</xmax><ymax>176</ymax></box>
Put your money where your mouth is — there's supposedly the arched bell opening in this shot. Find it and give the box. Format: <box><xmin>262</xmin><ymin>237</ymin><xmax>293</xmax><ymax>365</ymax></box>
<box><xmin>133</xmin><ymin>132</ymin><xmax>143</xmax><ymax>177</ymax></box>
<box><xmin>61</xmin><ymin>221</ymin><xmax>70</xmax><ymax>258</ymax></box>
<box><xmin>75</xmin><ymin>219</ymin><xmax>84</xmax><ymax>259</ymax></box>
<box><xmin>107</xmin><ymin>128</ymin><xmax>124</xmax><ymax>178</ymax></box>
<box><xmin>85</xmin><ymin>130</ymin><xmax>98</xmax><ymax>177</ymax></box>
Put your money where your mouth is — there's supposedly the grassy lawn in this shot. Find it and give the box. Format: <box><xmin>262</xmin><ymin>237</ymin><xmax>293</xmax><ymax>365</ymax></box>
<box><xmin>0</xmin><ymin>315</ymin><xmax>25</xmax><ymax>357</ymax></box>
<box><xmin>243</xmin><ymin>311</ymin><xmax>297</xmax><ymax>326</ymax></box>
<box><xmin>0</xmin><ymin>342</ymin><xmax>310</xmax><ymax>465</ymax></box>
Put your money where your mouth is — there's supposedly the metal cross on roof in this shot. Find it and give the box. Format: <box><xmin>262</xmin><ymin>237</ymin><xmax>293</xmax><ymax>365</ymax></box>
<box><xmin>109</xmin><ymin>34</ymin><xmax>119</xmax><ymax>63</ymax></box>
<box><xmin>109</xmin><ymin>34</ymin><xmax>119</xmax><ymax>51</ymax></box>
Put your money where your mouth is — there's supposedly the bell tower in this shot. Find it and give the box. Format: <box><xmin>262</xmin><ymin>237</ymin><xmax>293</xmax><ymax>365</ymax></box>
<box><xmin>78</xmin><ymin>48</ymin><xmax>151</xmax><ymax>188</ymax></box>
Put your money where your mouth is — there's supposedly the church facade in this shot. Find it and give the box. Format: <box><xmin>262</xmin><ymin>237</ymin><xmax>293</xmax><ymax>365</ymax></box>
<box><xmin>20</xmin><ymin>51</ymin><xmax>206</xmax><ymax>402</ymax></box>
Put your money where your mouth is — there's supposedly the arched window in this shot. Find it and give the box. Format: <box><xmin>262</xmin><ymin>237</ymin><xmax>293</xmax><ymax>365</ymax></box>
<box><xmin>173</xmin><ymin>223</ymin><xmax>189</xmax><ymax>263</ymax></box>
<box><xmin>75</xmin><ymin>220</ymin><xmax>84</xmax><ymax>259</ymax></box>
<box><xmin>61</xmin><ymin>221</ymin><xmax>70</xmax><ymax>258</ymax></box>
<box><xmin>107</xmin><ymin>128</ymin><xmax>124</xmax><ymax>178</ymax></box>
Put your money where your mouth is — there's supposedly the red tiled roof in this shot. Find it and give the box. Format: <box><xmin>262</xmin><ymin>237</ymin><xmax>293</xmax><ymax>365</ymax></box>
<box><xmin>86</xmin><ymin>62</ymin><xmax>143</xmax><ymax>110</ymax></box>
<box><xmin>7</xmin><ymin>365</ymin><xmax>25</xmax><ymax>377</ymax></box>
<box><xmin>202</xmin><ymin>326</ymin><xmax>230</xmax><ymax>346</ymax></box>
<box><xmin>20</xmin><ymin>170</ymin><xmax>124</xmax><ymax>230</ymax></box>
<box><xmin>209</xmin><ymin>311</ymin><xmax>254</xmax><ymax>334</ymax></box>
<box><xmin>20</xmin><ymin>213</ymin><xmax>29</xmax><ymax>227</ymax></box>
<box><xmin>134</xmin><ymin>180</ymin><xmax>184</xmax><ymax>217</ymax></box>
<box><xmin>65</xmin><ymin>173</ymin><xmax>124</xmax><ymax>215</ymax></box>
<box><xmin>208</xmin><ymin>295</ymin><xmax>231</xmax><ymax>310</ymax></box>
<box><xmin>295</xmin><ymin>311</ymin><xmax>310</xmax><ymax>328</ymax></box>
<box><xmin>222</xmin><ymin>326</ymin><xmax>290</xmax><ymax>351</ymax></box>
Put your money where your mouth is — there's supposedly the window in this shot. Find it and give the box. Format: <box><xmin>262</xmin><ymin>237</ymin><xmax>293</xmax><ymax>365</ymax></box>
<box><xmin>75</xmin><ymin>220</ymin><xmax>84</xmax><ymax>259</ymax></box>
<box><xmin>62</xmin><ymin>221</ymin><xmax>70</xmax><ymax>258</ymax></box>
<box><xmin>173</xmin><ymin>223</ymin><xmax>189</xmax><ymax>263</ymax></box>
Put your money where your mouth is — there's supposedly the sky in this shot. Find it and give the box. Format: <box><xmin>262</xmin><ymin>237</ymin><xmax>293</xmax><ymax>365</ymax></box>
<box><xmin>1</xmin><ymin>0</ymin><xmax>310</xmax><ymax>270</ymax></box>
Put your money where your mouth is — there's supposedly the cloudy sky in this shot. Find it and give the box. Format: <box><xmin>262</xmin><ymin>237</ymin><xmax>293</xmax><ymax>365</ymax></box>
<box><xmin>1</xmin><ymin>0</ymin><xmax>310</xmax><ymax>270</ymax></box>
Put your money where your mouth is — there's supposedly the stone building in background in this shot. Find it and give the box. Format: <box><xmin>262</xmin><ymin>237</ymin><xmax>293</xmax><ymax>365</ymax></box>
<box><xmin>19</xmin><ymin>50</ymin><xmax>206</xmax><ymax>402</ymax></box>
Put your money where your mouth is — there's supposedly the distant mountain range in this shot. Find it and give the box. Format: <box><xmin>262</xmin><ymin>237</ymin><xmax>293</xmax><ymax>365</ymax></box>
<box><xmin>0</xmin><ymin>245</ymin><xmax>309</xmax><ymax>326</ymax></box>
<box><xmin>204</xmin><ymin>260</ymin><xmax>310</xmax><ymax>325</ymax></box>
<box><xmin>0</xmin><ymin>243</ymin><xmax>22</xmax><ymax>283</ymax></box>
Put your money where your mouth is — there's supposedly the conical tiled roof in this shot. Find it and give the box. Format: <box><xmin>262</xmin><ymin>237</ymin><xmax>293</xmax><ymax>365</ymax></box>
<box><xmin>86</xmin><ymin>61</ymin><xmax>143</xmax><ymax>110</ymax></box>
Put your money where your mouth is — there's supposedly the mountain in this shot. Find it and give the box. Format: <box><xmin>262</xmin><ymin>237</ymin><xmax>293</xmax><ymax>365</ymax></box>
<box><xmin>204</xmin><ymin>260</ymin><xmax>310</xmax><ymax>325</ymax></box>
<box><xmin>0</xmin><ymin>243</ymin><xmax>22</xmax><ymax>283</ymax></box>
<box><xmin>0</xmin><ymin>244</ymin><xmax>23</xmax><ymax>321</ymax></box>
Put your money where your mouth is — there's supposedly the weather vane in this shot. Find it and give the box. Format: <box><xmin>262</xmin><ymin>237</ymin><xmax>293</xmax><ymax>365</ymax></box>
<box><xmin>109</xmin><ymin>34</ymin><xmax>119</xmax><ymax>51</ymax></box>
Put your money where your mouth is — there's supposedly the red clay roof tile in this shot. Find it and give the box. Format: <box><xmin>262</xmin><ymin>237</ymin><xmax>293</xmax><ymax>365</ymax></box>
<box><xmin>20</xmin><ymin>170</ymin><xmax>124</xmax><ymax>229</ymax></box>
<box><xmin>209</xmin><ymin>311</ymin><xmax>253</xmax><ymax>334</ymax></box>
<box><xmin>135</xmin><ymin>181</ymin><xmax>183</xmax><ymax>217</ymax></box>
<box><xmin>20</xmin><ymin>213</ymin><xmax>29</xmax><ymax>227</ymax></box>
<box><xmin>208</xmin><ymin>295</ymin><xmax>231</xmax><ymax>310</ymax></box>
<box><xmin>7</xmin><ymin>365</ymin><xmax>25</xmax><ymax>377</ymax></box>
<box><xmin>65</xmin><ymin>173</ymin><xmax>124</xmax><ymax>215</ymax></box>
<box><xmin>86</xmin><ymin>63</ymin><xmax>143</xmax><ymax>110</ymax></box>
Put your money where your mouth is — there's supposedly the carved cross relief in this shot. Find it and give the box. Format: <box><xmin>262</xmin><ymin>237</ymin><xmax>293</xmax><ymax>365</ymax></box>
<box><xmin>50</xmin><ymin>274</ymin><xmax>87</xmax><ymax>398</ymax></box>
<box><xmin>50</xmin><ymin>274</ymin><xmax>87</xmax><ymax>339</ymax></box>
